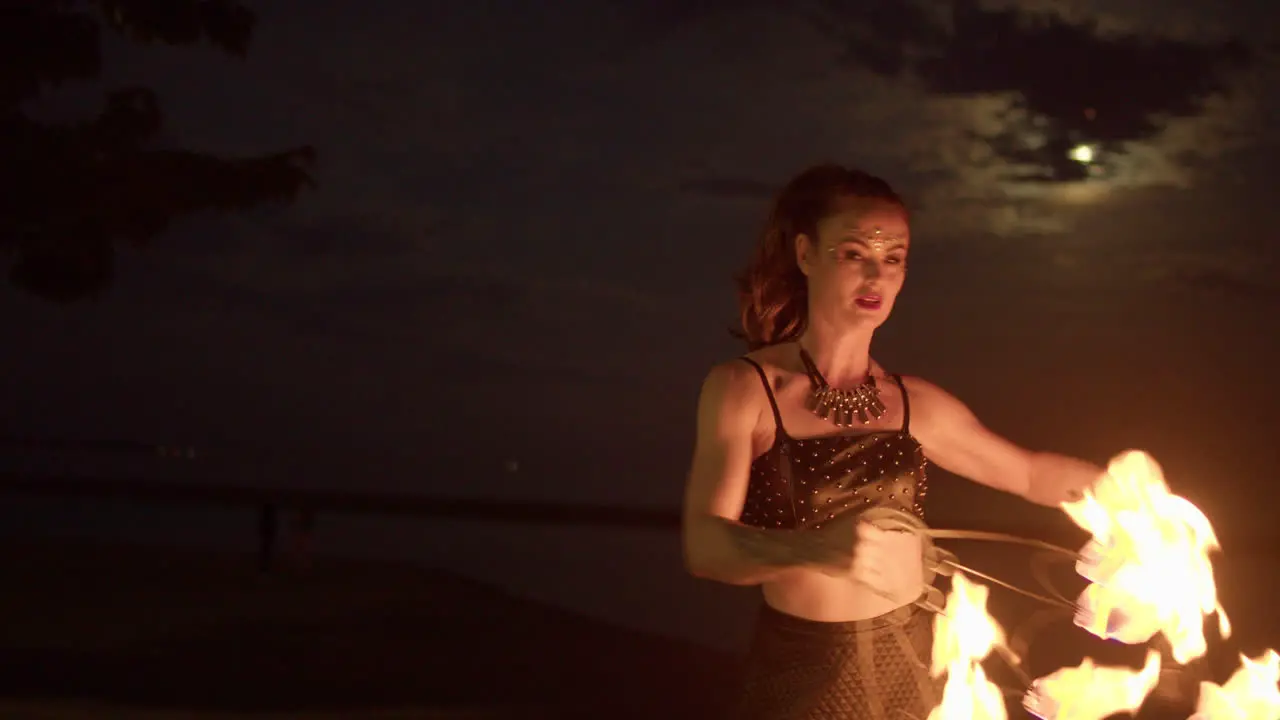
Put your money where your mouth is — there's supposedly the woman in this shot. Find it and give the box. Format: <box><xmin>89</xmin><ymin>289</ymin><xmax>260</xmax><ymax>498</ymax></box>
<box><xmin>681</xmin><ymin>164</ymin><xmax>1102</xmax><ymax>719</ymax></box>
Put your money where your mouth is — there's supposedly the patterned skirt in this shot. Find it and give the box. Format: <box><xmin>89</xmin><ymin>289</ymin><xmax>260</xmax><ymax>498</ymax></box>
<box><xmin>734</xmin><ymin>600</ymin><xmax>942</xmax><ymax>720</ymax></box>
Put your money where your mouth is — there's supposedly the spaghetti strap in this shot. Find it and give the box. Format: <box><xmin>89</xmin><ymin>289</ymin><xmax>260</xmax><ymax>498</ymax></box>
<box><xmin>739</xmin><ymin>357</ymin><xmax>785</xmax><ymax>433</ymax></box>
<box><xmin>892</xmin><ymin>374</ymin><xmax>910</xmax><ymax>433</ymax></box>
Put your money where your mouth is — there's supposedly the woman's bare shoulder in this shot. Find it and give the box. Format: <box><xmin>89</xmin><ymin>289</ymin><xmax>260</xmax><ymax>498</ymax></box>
<box><xmin>740</xmin><ymin>342</ymin><xmax>795</xmax><ymax>373</ymax></box>
<box><xmin>695</xmin><ymin>357</ymin><xmax>769</xmax><ymax>437</ymax></box>
<box><xmin>700</xmin><ymin>345</ymin><xmax>794</xmax><ymax>412</ymax></box>
<box><xmin>895</xmin><ymin>375</ymin><xmax>978</xmax><ymax>428</ymax></box>
<box><xmin>701</xmin><ymin>354</ymin><xmax>763</xmax><ymax>398</ymax></box>
<box><xmin>896</xmin><ymin>374</ymin><xmax>951</xmax><ymax>401</ymax></box>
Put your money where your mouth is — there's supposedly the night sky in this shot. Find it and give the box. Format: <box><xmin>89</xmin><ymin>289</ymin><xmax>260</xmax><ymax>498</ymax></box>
<box><xmin>4</xmin><ymin>0</ymin><xmax>1279</xmax><ymax>549</ymax></box>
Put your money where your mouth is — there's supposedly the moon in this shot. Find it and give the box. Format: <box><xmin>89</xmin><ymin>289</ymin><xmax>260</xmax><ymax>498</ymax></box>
<box><xmin>1068</xmin><ymin>144</ymin><xmax>1095</xmax><ymax>164</ymax></box>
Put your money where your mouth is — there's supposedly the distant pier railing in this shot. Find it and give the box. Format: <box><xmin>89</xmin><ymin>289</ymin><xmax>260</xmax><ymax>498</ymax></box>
<box><xmin>0</xmin><ymin>470</ymin><xmax>682</xmax><ymax>571</ymax></box>
<box><xmin>6</xmin><ymin>467</ymin><xmax>1263</xmax><ymax>578</ymax></box>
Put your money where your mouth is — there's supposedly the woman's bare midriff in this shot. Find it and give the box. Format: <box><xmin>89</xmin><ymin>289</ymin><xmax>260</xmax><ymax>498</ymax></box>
<box><xmin>761</xmin><ymin>528</ymin><xmax>928</xmax><ymax>621</ymax></box>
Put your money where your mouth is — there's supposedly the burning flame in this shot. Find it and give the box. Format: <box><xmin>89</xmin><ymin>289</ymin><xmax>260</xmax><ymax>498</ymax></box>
<box><xmin>927</xmin><ymin>572</ymin><xmax>1009</xmax><ymax>720</ymax></box>
<box><xmin>1061</xmin><ymin>450</ymin><xmax>1229</xmax><ymax>664</ymax></box>
<box><xmin>916</xmin><ymin>450</ymin><xmax>1276</xmax><ymax>720</ymax></box>
<box><xmin>930</xmin><ymin>662</ymin><xmax>1007</xmax><ymax>720</ymax></box>
<box><xmin>1192</xmin><ymin>649</ymin><xmax>1280</xmax><ymax>720</ymax></box>
<box><xmin>1022</xmin><ymin>650</ymin><xmax>1161</xmax><ymax>720</ymax></box>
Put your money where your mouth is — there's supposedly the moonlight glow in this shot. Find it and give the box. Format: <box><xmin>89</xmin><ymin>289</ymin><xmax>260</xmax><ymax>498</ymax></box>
<box><xmin>1069</xmin><ymin>144</ymin><xmax>1096</xmax><ymax>164</ymax></box>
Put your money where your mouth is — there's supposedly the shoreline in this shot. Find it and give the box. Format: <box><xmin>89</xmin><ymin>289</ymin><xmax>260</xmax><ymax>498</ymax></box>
<box><xmin>1</xmin><ymin>534</ymin><xmax>740</xmax><ymax>719</ymax></box>
<box><xmin>4</xmin><ymin>531</ymin><xmax>1273</xmax><ymax>719</ymax></box>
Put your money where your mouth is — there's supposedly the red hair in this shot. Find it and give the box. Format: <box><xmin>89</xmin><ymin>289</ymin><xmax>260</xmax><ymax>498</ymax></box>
<box><xmin>733</xmin><ymin>164</ymin><xmax>906</xmax><ymax>350</ymax></box>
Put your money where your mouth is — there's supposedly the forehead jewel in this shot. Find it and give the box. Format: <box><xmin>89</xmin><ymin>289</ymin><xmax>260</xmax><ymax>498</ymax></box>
<box><xmin>867</xmin><ymin>226</ymin><xmax>905</xmax><ymax>249</ymax></box>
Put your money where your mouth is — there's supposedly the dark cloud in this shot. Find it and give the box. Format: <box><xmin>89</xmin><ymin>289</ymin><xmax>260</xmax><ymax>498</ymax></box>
<box><xmin>813</xmin><ymin>0</ymin><xmax>1255</xmax><ymax>183</ymax></box>
<box><xmin>679</xmin><ymin>177</ymin><xmax>776</xmax><ymax>200</ymax></box>
<box><xmin>426</xmin><ymin>273</ymin><xmax>521</xmax><ymax>308</ymax></box>
<box><xmin>155</xmin><ymin>210</ymin><xmax>428</xmax><ymax>266</ymax></box>
<box><xmin>6</xmin><ymin>0</ymin><xmax>1277</xmax><ymax>512</ymax></box>
<box><xmin>1165</xmin><ymin>265</ymin><xmax>1279</xmax><ymax>301</ymax></box>
<box><xmin>112</xmin><ymin>228</ymin><xmax>671</xmax><ymax>388</ymax></box>
<box><xmin>270</xmin><ymin>214</ymin><xmax>426</xmax><ymax>260</ymax></box>
<box><xmin>422</xmin><ymin>347</ymin><xmax>624</xmax><ymax>388</ymax></box>
<box><xmin>610</xmin><ymin>0</ymin><xmax>1264</xmax><ymax>239</ymax></box>
<box><xmin>617</xmin><ymin>0</ymin><xmax>747</xmax><ymax>42</ymax></box>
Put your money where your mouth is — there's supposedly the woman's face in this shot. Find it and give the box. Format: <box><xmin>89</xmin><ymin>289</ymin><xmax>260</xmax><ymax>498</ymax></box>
<box><xmin>796</xmin><ymin>197</ymin><xmax>910</xmax><ymax>330</ymax></box>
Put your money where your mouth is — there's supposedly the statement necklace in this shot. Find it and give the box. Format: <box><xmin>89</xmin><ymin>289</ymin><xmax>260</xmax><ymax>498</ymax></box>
<box><xmin>798</xmin><ymin>346</ymin><xmax>886</xmax><ymax>427</ymax></box>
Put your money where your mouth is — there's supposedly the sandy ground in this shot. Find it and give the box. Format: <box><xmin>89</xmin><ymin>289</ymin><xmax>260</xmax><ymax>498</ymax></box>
<box><xmin>0</xmin><ymin>536</ymin><xmax>737</xmax><ymax>719</ymax></box>
<box><xmin>2</xmin><ymin>534</ymin><xmax>1274</xmax><ymax>719</ymax></box>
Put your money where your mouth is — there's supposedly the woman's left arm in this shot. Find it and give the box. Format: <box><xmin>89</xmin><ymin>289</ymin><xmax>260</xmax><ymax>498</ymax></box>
<box><xmin>903</xmin><ymin>376</ymin><xmax>1102</xmax><ymax>507</ymax></box>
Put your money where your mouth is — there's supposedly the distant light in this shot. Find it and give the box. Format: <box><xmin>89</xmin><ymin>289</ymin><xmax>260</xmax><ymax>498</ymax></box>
<box><xmin>1068</xmin><ymin>144</ymin><xmax>1095</xmax><ymax>164</ymax></box>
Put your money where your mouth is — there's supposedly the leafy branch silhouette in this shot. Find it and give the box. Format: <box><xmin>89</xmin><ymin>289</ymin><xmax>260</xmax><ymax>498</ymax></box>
<box><xmin>2</xmin><ymin>0</ymin><xmax>316</xmax><ymax>303</ymax></box>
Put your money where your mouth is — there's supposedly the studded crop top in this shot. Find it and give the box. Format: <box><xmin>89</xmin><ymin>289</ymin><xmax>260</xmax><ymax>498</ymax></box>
<box><xmin>737</xmin><ymin>357</ymin><xmax>929</xmax><ymax>531</ymax></box>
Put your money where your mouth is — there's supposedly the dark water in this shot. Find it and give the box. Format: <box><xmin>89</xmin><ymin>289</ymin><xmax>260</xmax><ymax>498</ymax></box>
<box><xmin>5</xmin><ymin>445</ymin><xmax>1279</xmax><ymax>720</ymax></box>
<box><xmin>5</xmin><ymin>492</ymin><xmax>1279</xmax><ymax>720</ymax></box>
<box><xmin>6</xmin><ymin>482</ymin><xmax>1279</xmax><ymax>662</ymax></box>
<box><xmin>0</xmin><ymin>491</ymin><xmax>755</xmax><ymax>649</ymax></box>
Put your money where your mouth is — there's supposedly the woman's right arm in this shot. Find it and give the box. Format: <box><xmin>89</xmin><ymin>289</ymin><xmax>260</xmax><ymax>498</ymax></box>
<box><xmin>681</xmin><ymin>361</ymin><xmax>852</xmax><ymax>586</ymax></box>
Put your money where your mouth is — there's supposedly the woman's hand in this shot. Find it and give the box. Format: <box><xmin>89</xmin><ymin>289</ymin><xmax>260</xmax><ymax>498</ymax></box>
<box><xmin>851</xmin><ymin>521</ymin><xmax>927</xmax><ymax>600</ymax></box>
<box><xmin>808</xmin><ymin>509</ymin><xmax>928</xmax><ymax>601</ymax></box>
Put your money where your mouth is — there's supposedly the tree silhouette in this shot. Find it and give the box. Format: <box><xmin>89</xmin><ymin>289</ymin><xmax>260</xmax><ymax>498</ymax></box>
<box><xmin>2</xmin><ymin>0</ymin><xmax>316</xmax><ymax>303</ymax></box>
